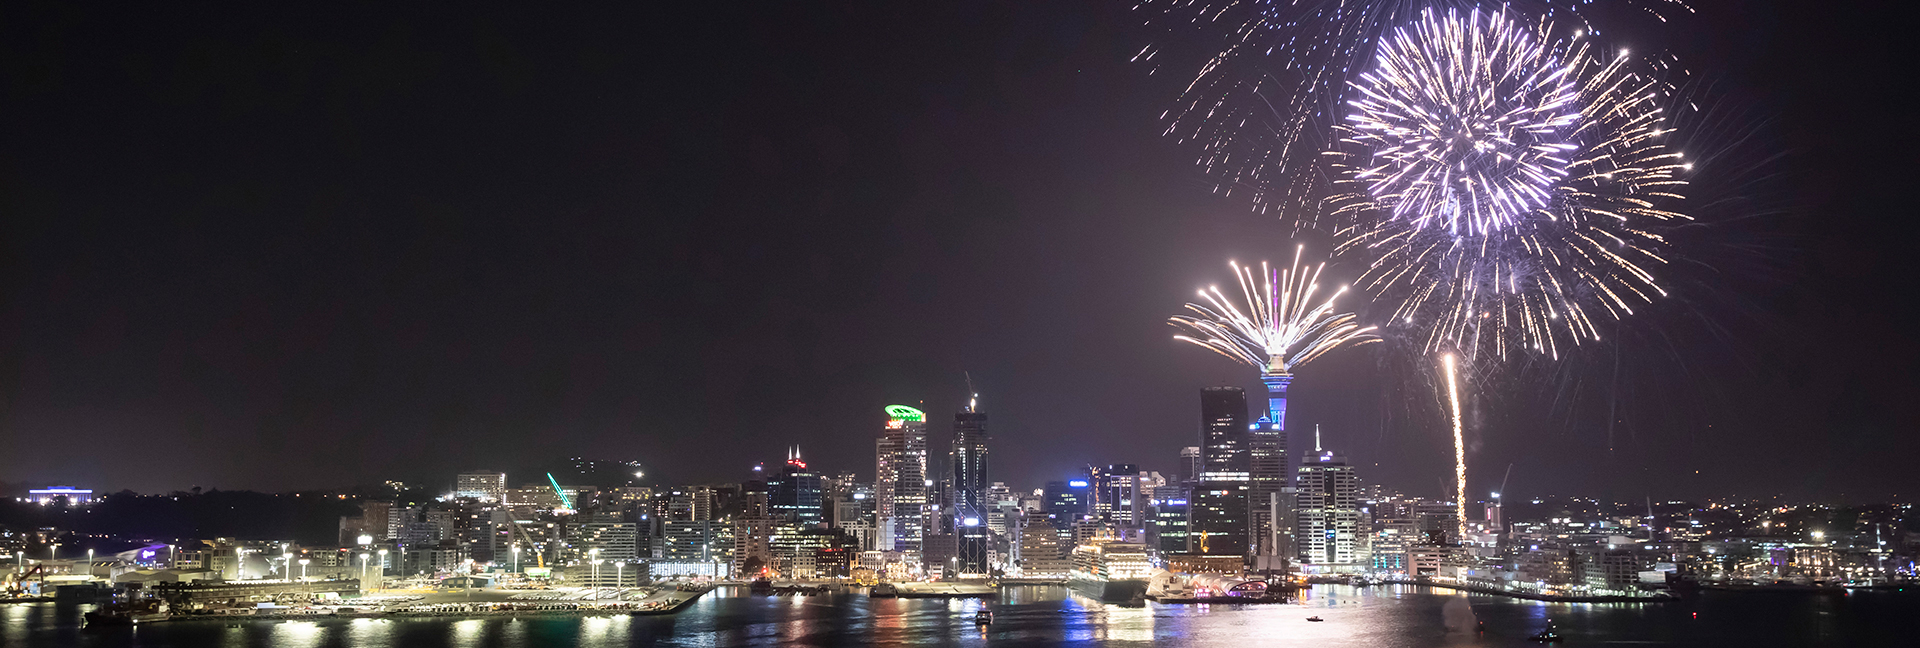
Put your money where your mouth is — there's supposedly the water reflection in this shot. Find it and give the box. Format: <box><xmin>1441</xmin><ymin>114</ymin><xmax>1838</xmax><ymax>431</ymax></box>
<box><xmin>269</xmin><ymin>621</ymin><xmax>325</xmax><ymax>648</ymax></box>
<box><xmin>4</xmin><ymin>585</ymin><xmax>1916</xmax><ymax>647</ymax></box>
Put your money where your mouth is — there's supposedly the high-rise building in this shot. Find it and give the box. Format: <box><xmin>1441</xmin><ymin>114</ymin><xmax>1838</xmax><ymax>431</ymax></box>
<box><xmin>769</xmin><ymin>447</ymin><xmax>825</xmax><ymax>526</ymax></box>
<box><xmin>985</xmin><ymin>483</ymin><xmax>1017</xmax><ymax>538</ymax></box>
<box><xmin>1179</xmin><ymin>447</ymin><xmax>1203</xmax><ymax>485</ymax></box>
<box><xmin>1043</xmin><ymin>479</ymin><xmax>1090</xmax><ymax>522</ymax></box>
<box><xmin>1149</xmin><ymin>485</ymin><xmax>1191</xmax><ymax>554</ymax></box>
<box><xmin>577</xmin><ymin>514</ymin><xmax>641</xmax><ymax>564</ymax></box>
<box><xmin>951</xmin><ymin>408</ymin><xmax>990</xmax><ymax>517</ymax></box>
<box><xmin>735</xmin><ymin>478</ymin><xmax>773</xmax><ymax>575</ymax></box>
<box><xmin>1192</xmin><ymin>387</ymin><xmax>1250</xmax><ymax>556</ymax></box>
<box><xmin>1095</xmin><ymin>464</ymin><xmax>1141</xmax><ymax>528</ymax></box>
<box><xmin>455</xmin><ymin>471</ymin><xmax>508</xmax><ymax>502</ymax></box>
<box><xmin>1017</xmin><ymin>527</ymin><xmax>1070</xmax><ymax>578</ymax></box>
<box><xmin>875</xmin><ymin>405</ymin><xmax>929</xmax><ymax>553</ymax></box>
<box><xmin>951</xmin><ymin>404</ymin><xmax>990</xmax><ymax>576</ymax></box>
<box><xmin>1248</xmin><ymin>415</ymin><xmax>1286</xmax><ymax>558</ymax></box>
<box><xmin>1296</xmin><ymin>438</ymin><xmax>1361</xmax><ymax>568</ymax></box>
<box><xmin>667</xmin><ymin>486</ymin><xmax>720</xmax><ymax>522</ymax></box>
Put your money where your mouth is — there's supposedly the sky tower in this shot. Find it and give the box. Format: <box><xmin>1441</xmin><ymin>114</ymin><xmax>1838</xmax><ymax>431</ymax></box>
<box><xmin>1171</xmin><ymin>246</ymin><xmax>1378</xmax><ymax>560</ymax></box>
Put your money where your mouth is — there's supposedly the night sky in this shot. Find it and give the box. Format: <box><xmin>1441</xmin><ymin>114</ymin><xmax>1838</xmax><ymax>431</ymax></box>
<box><xmin>2</xmin><ymin>2</ymin><xmax>1912</xmax><ymax>502</ymax></box>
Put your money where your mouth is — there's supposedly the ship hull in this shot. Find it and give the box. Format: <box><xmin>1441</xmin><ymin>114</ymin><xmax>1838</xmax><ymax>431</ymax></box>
<box><xmin>1068</xmin><ymin>577</ymin><xmax>1148</xmax><ymax>602</ymax></box>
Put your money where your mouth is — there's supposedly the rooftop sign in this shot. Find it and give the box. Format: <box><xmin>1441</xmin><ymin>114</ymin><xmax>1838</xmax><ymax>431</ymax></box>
<box><xmin>885</xmin><ymin>405</ymin><xmax>926</xmax><ymax>422</ymax></box>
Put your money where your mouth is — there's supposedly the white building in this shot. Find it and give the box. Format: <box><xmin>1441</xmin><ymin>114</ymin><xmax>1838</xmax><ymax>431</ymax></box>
<box><xmin>1296</xmin><ymin>445</ymin><xmax>1362</xmax><ymax>571</ymax></box>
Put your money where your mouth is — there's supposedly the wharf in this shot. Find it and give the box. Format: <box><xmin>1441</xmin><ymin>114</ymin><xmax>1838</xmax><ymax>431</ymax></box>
<box><xmin>886</xmin><ymin>583</ymin><xmax>999</xmax><ymax>598</ymax></box>
<box><xmin>1148</xmin><ymin>595</ymin><xmax>1289</xmax><ymax>604</ymax></box>
<box><xmin>1388</xmin><ymin>578</ymin><xmax>1673</xmax><ymax>603</ymax></box>
<box><xmin>89</xmin><ymin>586</ymin><xmax>714</xmax><ymax>627</ymax></box>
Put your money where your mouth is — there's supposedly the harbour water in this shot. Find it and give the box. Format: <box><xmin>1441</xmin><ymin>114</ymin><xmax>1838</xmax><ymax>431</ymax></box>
<box><xmin>3</xmin><ymin>584</ymin><xmax>1914</xmax><ymax>647</ymax></box>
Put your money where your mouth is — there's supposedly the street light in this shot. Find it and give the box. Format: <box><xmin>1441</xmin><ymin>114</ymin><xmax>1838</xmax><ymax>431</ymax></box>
<box><xmin>592</xmin><ymin>558</ymin><xmax>604</xmax><ymax>601</ymax></box>
<box><xmin>590</xmin><ymin>548</ymin><xmax>602</xmax><ymax>601</ymax></box>
<box><xmin>86</xmin><ymin>548</ymin><xmax>94</xmax><ymax>580</ymax></box>
<box><xmin>359</xmin><ymin>553</ymin><xmax>371</xmax><ymax>590</ymax></box>
<box><xmin>235</xmin><ymin>547</ymin><xmax>247</xmax><ymax>580</ymax></box>
<box><xmin>377</xmin><ymin>549</ymin><xmax>389</xmax><ymax>591</ymax></box>
<box><xmin>283</xmin><ymin>552</ymin><xmax>293</xmax><ymax>581</ymax></box>
<box><xmin>512</xmin><ymin>544</ymin><xmax>521</xmax><ymax>574</ymax></box>
<box><xmin>298</xmin><ymin>558</ymin><xmax>310</xmax><ymax>581</ymax></box>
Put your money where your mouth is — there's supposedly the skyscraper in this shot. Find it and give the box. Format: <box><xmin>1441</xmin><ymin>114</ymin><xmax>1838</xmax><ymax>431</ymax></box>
<box><xmin>769</xmin><ymin>446</ymin><xmax>824</xmax><ymax>527</ymax></box>
<box><xmin>1042</xmin><ymin>479</ymin><xmax>1089</xmax><ymax>522</ymax></box>
<box><xmin>1249</xmin><ymin>416</ymin><xmax>1287</xmax><ymax>558</ymax></box>
<box><xmin>1097</xmin><ymin>464</ymin><xmax>1141</xmax><ymax>529</ymax></box>
<box><xmin>1296</xmin><ymin>433</ymin><xmax>1360</xmax><ymax>568</ymax></box>
<box><xmin>951</xmin><ymin>402</ymin><xmax>991</xmax><ymax>576</ymax></box>
<box><xmin>1178</xmin><ymin>447</ymin><xmax>1202</xmax><ymax>485</ymax></box>
<box><xmin>951</xmin><ymin>406</ymin><xmax>990</xmax><ymax>519</ymax></box>
<box><xmin>875</xmin><ymin>405</ymin><xmax>929</xmax><ymax>553</ymax></box>
<box><xmin>1150</xmin><ymin>485</ymin><xmax>1191</xmax><ymax>554</ymax></box>
<box><xmin>1191</xmin><ymin>387</ymin><xmax>1250</xmax><ymax>556</ymax></box>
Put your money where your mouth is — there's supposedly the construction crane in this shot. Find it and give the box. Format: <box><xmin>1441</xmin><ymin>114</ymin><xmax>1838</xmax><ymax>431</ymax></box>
<box><xmin>546</xmin><ymin>473</ymin><xmax>575</xmax><ymax>512</ymax></box>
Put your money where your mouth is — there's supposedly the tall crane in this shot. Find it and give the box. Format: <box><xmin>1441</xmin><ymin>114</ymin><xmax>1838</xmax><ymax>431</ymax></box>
<box><xmin>546</xmin><ymin>473</ymin><xmax>575</xmax><ymax>512</ymax></box>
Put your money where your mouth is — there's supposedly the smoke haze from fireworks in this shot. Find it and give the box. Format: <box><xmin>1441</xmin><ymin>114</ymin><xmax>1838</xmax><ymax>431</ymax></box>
<box><xmin>1327</xmin><ymin>7</ymin><xmax>1691</xmax><ymax>361</ymax></box>
<box><xmin>1171</xmin><ymin>245</ymin><xmax>1380</xmax><ymax>375</ymax></box>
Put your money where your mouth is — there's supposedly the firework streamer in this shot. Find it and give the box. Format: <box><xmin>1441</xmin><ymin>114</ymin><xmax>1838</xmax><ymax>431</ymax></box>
<box><xmin>1443</xmin><ymin>353</ymin><xmax>1466</xmax><ymax>540</ymax></box>
<box><xmin>1170</xmin><ymin>245</ymin><xmax>1379</xmax><ymax>376</ymax></box>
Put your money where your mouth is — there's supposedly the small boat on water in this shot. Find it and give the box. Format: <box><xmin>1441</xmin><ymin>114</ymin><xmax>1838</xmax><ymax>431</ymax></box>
<box><xmin>1529</xmin><ymin>624</ymin><xmax>1564</xmax><ymax>643</ymax></box>
<box><xmin>974</xmin><ymin>610</ymin><xmax>993</xmax><ymax>625</ymax></box>
<box><xmin>1305</xmin><ymin>616</ymin><xmax>1324</xmax><ymax>622</ymax></box>
<box><xmin>84</xmin><ymin>600</ymin><xmax>171</xmax><ymax>626</ymax></box>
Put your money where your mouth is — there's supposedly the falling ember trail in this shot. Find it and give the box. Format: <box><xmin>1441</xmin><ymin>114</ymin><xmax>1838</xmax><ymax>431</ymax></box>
<box><xmin>1443</xmin><ymin>353</ymin><xmax>1466</xmax><ymax>540</ymax></box>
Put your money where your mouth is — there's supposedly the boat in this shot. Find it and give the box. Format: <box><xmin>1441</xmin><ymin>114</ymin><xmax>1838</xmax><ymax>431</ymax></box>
<box><xmin>84</xmin><ymin>600</ymin><xmax>171</xmax><ymax>626</ymax></box>
<box><xmin>1306</xmin><ymin>616</ymin><xmax>1324</xmax><ymax>622</ymax></box>
<box><xmin>868</xmin><ymin>583</ymin><xmax>898</xmax><ymax>597</ymax></box>
<box><xmin>749</xmin><ymin>578</ymin><xmax>773</xmax><ymax>595</ymax></box>
<box><xmin>1066</xmin><ymin>540</ymin><xmax>1152</xmax><ymax>602</ymax></box>
<box><xmin>974</xmin><ymin>610</ymin><xmax>993</xmax><ymax>625</ymax></box>
<box><xmin>1529</xmin><ymin>624</ymin><xmax>1564</xmax><ymax>643</ymax></box>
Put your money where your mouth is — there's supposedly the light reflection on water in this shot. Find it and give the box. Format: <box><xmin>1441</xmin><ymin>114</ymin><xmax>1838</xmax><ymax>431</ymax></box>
<box><xmin>3</xmin><ymin>584</ymin><xmax>1918</xmax><ymax>647</ymax></box>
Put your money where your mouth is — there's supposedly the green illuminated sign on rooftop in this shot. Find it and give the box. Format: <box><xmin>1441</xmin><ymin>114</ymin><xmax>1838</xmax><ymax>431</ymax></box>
<box><xmin>885</xmin><ymin>405</ymin><xmax>926</xmax><ymax>422</ymax></box>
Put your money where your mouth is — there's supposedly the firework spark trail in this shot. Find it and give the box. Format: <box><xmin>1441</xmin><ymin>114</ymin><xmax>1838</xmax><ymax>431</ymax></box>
<box><xmin>1327</xmin><ymin>7</ymin><xmax>1690</xmax><ymax>361</ymax></box>
<box><xmin>1133</xmin><ymin>0</ymin><xmax>1692</xmax><ymax>214</ymax></box>
<box><xmin>1170</xmin><ymin>245</ymin><xmax>1379</xmax><ymax>374</ymax></box>
<box><xmin>1443</xmin><ymin>353</ymin><xmax>1466</xmax><ymax>540</ymax></box>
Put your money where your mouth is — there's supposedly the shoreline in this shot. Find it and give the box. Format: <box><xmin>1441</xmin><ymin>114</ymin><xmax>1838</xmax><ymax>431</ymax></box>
<box><xmin>88</xmin><ymin>587</ymin><xmax>712</xmax><ymax>627</ymax></box>
<box><xmin>1382</xmin><ymin>579</ymin><xmax>1674</xmax><ymax>604</ymax></box>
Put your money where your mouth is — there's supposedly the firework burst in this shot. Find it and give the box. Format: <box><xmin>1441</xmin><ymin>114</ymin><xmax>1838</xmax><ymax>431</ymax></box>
<box><xmin>1133</xmin><ymin>0</ymin><xmax>1690</xmax><ymax>214</ymax></box>
<box><xmin>1326</xmin><ymin>7</ymin><xmax>1690</xmax><ymax>361</ymax></box>
<box><xmin>1171</xmin><ymin>245</ymin><xmax>1380</xmax><ymax>375</ymax></box>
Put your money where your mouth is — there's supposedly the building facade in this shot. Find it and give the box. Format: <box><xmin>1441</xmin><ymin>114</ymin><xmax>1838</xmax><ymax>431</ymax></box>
<box><xmin>875</xmin><ymin>405</ymin><xmax>929</xmax><ymax>553</ymax></box>
<box><xmin>1192</xmin><ymin>387</ymin><xmax>1250</xmax><ymax>556</ymax></box>
<box><xmin>1296</xmin><ymin>445</ymin><xmax>1361</xmax><ymax>569</ymax></box>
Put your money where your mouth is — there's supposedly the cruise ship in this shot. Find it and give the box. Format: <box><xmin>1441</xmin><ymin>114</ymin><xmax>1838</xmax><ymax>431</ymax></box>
<box><xmin>1067</xmin><ymin>540</ymin><xmax>1153</xmax><ymax>601</ymax></box>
